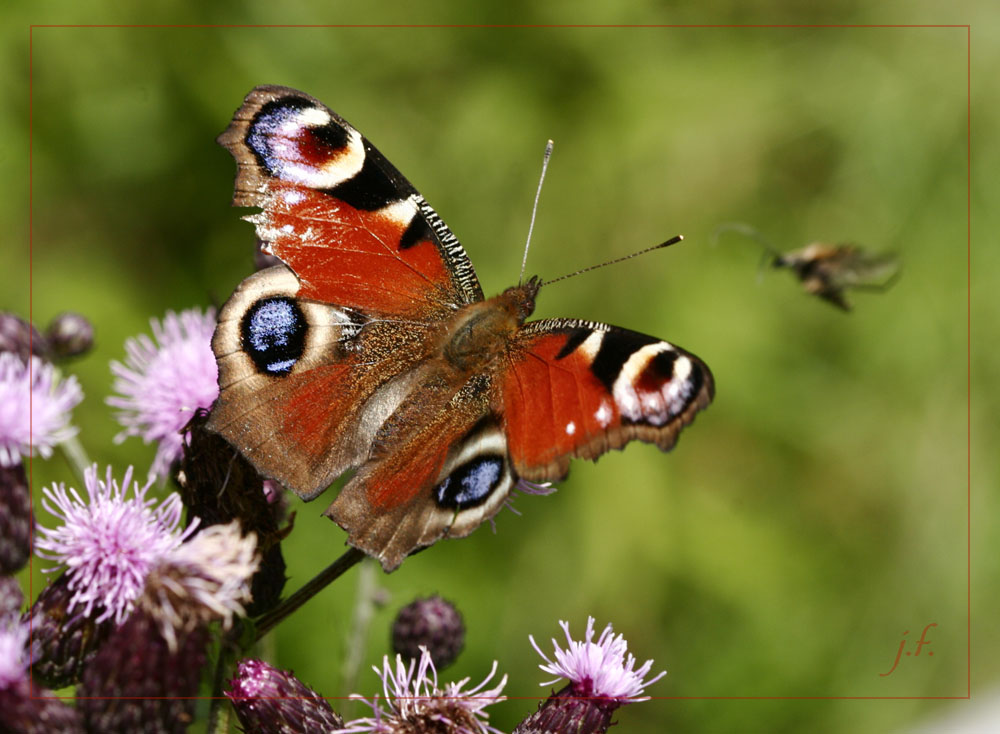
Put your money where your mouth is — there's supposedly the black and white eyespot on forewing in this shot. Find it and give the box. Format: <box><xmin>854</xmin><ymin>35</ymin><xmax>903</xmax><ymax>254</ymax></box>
<box><xmin>552</xmin><ymin>324</ymin><xmax>703</xmax><ymax>427</ymax></box>
<box><xmin>246</xmin><ymin>97</ymin><xmax>366</xmax><ymax>190</ymax></box>
<box><xmin>613</xmin><ymin>342</ymin><xmax>700</xmax><ymax>426</ymax></box>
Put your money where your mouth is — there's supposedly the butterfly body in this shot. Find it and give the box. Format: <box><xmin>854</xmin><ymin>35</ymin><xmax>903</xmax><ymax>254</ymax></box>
<box><xmin>209</xmin><ymin>86</ymin><xmax>713</xmax><ymax>570</ymax></box>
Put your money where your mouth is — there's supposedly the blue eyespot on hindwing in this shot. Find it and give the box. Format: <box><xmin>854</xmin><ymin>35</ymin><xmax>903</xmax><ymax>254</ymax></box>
<box><xmin>435</xmin><ymin>455</ymin><xmax>506</xmax><ymax>510</ymax></box>
<box><xmin>241</xmin><ymin>297</ymin><xmax>307</xmax><ymax>376</ymax></box>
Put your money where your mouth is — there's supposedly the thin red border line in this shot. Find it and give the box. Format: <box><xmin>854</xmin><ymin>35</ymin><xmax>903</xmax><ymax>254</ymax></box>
<box><xmin>27</xmin><ymin>695</ymin><xmax>980</xmax><ymax>706</ymax></box>
<box><xmin>27</xmin><ymin>23</ymin><xmax>35</xmax><ymax>662</ymax></box>
<box><xmin>966</xmin><ymin>23</ymin><xmax>972</xmax><ymax>702</ymax></box>
<box><xmin>27</xmin><ymin>23</ymin><xmax>970</xmax><ymax>29</ymax></box>
<box><xmin>26</xmin><ymin>23</ymin><xmax>972</xmax><ymax>703</ymax></box>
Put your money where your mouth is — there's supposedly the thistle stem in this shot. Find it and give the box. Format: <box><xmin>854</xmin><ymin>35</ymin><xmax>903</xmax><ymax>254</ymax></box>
<box><xmin>254</xmin><ymin>547</ymin><xmax>366</xmax><ymax>641</ymax></box>
<box><xmin>57</xmin><ymin>434</ymin><xmax>91</xmax><ymax>484</ymax></box>
<box><xmin>341</xmin><ymin>557</ymin><xmax>381</xmax><ymax>716</ymax></box>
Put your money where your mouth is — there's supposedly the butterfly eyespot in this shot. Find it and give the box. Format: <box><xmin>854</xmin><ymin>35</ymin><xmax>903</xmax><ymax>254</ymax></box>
<box><xmin>435</xmin><ymin>455</ymin><xmax>506</xmax><ymax>509</ymax></box>
<box><xmin>247</xmin><ymin>97</ymin><xmax>365</xmax><ymax>189</ymax></box>
<box><xmin>240</xmin><ymin>297</ymin><xmax>307</xmax><ymax>376</ymax></box>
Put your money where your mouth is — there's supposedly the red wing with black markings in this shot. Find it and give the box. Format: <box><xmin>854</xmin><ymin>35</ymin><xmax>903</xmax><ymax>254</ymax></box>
<box><xmin>501</xmin><ymin>319</ymin><xmax>714</xmax><ymax>482</ymax></box>
<box><xmin>216</xmin><ymin>85</ymin><xmax>482</xmax><ymax>315</ymax></box>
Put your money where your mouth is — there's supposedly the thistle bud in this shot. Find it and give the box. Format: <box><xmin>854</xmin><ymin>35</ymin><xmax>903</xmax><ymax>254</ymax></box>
<box><xmin>22</xmin><ymin>574</ymin><xmax>115</xmax><ymax>689</ymax></box>
<box><xmin>45</xmin><ymin>312</ymin><xmax>94</xmax><ymax>359</ymax></box>
<box><xmin>227</xmin><ymin>659</ymin><xmax>344</xmax><ymax>733</ymax></box>
<box><xmin>0</xmin><ymin>312</ymin><xmax>46</xmax><ymax>362</ymax></box>
<box><xmin>391</xmin><ymin>595</ymin><xmax>465</xmax><ymax>669</ymax></box>
<box><xmin>0</xmin><ymin>462</ymin><xmax>30</xmax><ymax>574</ymax></box>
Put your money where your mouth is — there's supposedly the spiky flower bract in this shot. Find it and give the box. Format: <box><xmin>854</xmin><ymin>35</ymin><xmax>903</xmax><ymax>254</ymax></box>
<box><xmin>107</xmin><ymin>307</ymin><xmax>218</xmax><ymax>479</ymax></box>
<box><xmin>0</xmin><ymin>462</ymin><xmax>31</xmax><ymax>574</ymax></box>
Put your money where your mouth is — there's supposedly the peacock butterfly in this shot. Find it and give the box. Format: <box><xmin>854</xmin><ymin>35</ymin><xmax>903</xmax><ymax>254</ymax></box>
<box><xmin>207</xmin><ymin>85</ymin><xmax>714</xmax><ymax>571</ymax></box>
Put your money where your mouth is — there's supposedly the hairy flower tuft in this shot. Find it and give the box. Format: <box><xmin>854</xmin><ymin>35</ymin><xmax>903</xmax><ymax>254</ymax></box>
<box><xmin>0</xmin><ymin>353</ymin><xmax>82</xmax><ymax>467</ymax></box>
<box><xmin>107</xmin><ymin>307</ymin><xmax>218</xmax><ymax>479</ymax></box>
<box><xmin>343</xmin><ymin>647</ymin><xmax>507</xmax><ymax>734</ymax></box>
<box><xmin>34</xmin><ymin>464</ymin><xmax>196</xmax><ymax>625</ymax></box>
<box><xmin>140</xmin><ymin>520</ymin><xmax>258</xmax><ymax>652</ymax></box>
<box><xmin>529</xmin><ymin>616</ymin><xmax>665</xmax><ymax>703</ymax></box>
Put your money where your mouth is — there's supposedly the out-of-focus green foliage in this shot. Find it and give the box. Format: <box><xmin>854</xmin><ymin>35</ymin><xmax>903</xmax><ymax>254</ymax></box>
<box><xmin>6</xmin><ymin>6</ymin><xmax>996</xmax><ymax>733</ymax></box>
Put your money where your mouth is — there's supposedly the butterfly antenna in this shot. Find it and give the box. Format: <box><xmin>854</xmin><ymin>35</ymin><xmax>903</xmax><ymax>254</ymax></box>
<box><xmin>541</xmin><ymin>235</ymin><xmax>684</xmax><ymax>287</ymax></box>
<box><xmin>519</xmin><ymin>139</ymin><xmax>554</xmax><ymax>286</ymax></box>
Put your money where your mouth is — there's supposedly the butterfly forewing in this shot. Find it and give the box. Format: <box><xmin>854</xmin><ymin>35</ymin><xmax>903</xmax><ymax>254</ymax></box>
<box><xmin>217</xmin><ymin>85</ymin><xmax>483</xmax><ymax>315</ymax></box>
<box><xmin>500</xmin><ymin>319</ymin><xmax>714</xmax><ymax>482</ymax></box>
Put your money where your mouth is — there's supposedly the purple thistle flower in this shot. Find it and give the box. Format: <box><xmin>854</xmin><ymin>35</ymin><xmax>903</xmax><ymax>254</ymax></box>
<box><xmin>515</xmin><ymin>618</ymin><xmax>665</xmax><ymax>734</ymax></box>
<box><xmin>343</xmin><ymin>647</ymin><xmax>507</xmax><ymax>734</ymax></box>
<box><xmin>77</xmin><ymin>522</ymin><xmax>258</xmax><ymax>732</ymax></box>
<box><xmin>227</xmin><ymin>658</ymin><xmax>345</xmax><ymax>733</ymax></box>
<box><xmin>34</xmin><ymin>464</ymin><xmax>197</xmax><ymax>625</ymax></box>
<box><xmin>529</xmin><ymin>617</ymin><xmax>665</xmax><ymax>703</ymax></box>
<box><xmin>107</xmin><ymin>307</ymin><xmax>218</xmax><ymax>479</ymax></box>
<box><xmin>0</xmin><ymin>353</ymin><xmax>83</xmax><ymax>467</ymax></box>
<box><xmin>0</xmin><ymin>617</ymin><xmax>29</xmax><ymax>690</ymax></box>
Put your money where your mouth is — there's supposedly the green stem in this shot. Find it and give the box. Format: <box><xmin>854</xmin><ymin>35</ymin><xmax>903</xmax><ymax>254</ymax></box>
<box><xmin>57</xmin><ymin>434</ymin><xmax>91</xmax><ymax>483</ymax></box>
<box><xmin>254</xmin><ymin>547</ymin><xmax>366</xmax><ymax>642</ymax></box>
<box><xmin>341</xmin><ymin>557</ymin><xmax>382</xmax><ymax>717</ymax></box>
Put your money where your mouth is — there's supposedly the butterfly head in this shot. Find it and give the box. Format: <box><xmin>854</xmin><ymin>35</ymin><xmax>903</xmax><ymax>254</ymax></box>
<box><xmin>502</xmin><ymin>275</ymin><xmax>542</xmax><ymax>323</ymax></box>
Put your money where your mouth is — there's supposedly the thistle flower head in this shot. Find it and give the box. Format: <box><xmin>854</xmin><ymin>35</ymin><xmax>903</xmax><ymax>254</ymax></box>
<box><xmin>34</xmin><ymin>464</ymin><xmax>196</xmax><ymax>625</ymax></box>
<box><xmin>0</xmin><ymin>353</ymin><xmax>82</xmax><ymax>467</ymax></box>
<box><xmin>344</xmin><ymin>647</ymin><xmax>507</xmax><ymax>734</ymax></box>
<box><xmin>529</xmin><ymin>617</ymin><xmax>665</xmax><ymax>703</ymax></box>
<box><xmin>140</xmin><ymin>520</ymin><xmax>258</xmax><ymax>652</ymax></box>
<box><xmin>107</xmin><ymin>307</ymin><xmax>218</xmax><ymax>479</ymax></box>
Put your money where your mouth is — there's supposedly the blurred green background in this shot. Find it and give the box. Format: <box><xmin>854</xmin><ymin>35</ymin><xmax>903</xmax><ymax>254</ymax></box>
<box><xmin>6</xmin><ymin>6</ymin><xmax>996</xmax><ymax>733</ymax></box>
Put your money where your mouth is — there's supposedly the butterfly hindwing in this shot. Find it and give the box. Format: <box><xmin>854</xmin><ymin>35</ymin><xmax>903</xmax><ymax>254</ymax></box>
<box><xmin>327</xmin><ymin>396</ymin><xmax>517</xmax><ymax>571</ymax></box>
<box><xmin>500</xmin><ymin>319</ymin><xmax>714</xmax><ymax>482</ymax></box>
<box><xmin>207</xmin><ymin>266</ymin><xmax>444</xmax><ymax>498</ymax></box>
